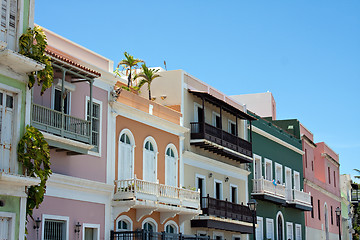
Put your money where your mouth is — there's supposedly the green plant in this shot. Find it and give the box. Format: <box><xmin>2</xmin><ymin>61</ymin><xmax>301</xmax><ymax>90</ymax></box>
<box><xmin>115</xmin><ymin>52</ymin><xmax>144</xmax><ymax>88</ymax></box>
<box><xmin>136</xmin><ymin>64</ymin><xmax>161</xmax><ymax>100</ymax></box>
<box><xmin>19</xmin><ymin>26</ymin><xmax>53</xmax><ymax>95</ymax></box>
<box><xmin>18</xmin><ymin>126</ymin><xmax>51</xmax><ymax>221</ymax></box>
<box><xmin>354</xmin><ymin>169</ymin><xmax>360</xmax><ymax>179</ymax></box>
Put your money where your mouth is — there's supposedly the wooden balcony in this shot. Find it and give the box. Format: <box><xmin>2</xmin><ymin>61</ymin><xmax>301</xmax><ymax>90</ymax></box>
<box><xmin>190</xmin><ymin>122</ymin><xmax>252</xmax><ymax>163</ymax></box>
<box><xmin>31</xmin><ymin>103</ymin><xmax>93</xmax><ymax>154</ymax></box>
<box><xmin>252</xmin><ymin>178</ymin><xmax>286</xmax><ymax>204</ymax></box>
<box><xmin>191</xmin><ymin>195</ymin><xmax>254</xmax><ymax>234</ymax></box>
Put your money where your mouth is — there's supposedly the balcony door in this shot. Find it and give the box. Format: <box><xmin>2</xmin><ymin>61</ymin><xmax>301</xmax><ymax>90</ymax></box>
<box><xmin>254</xmin><ymin>155</ymin><xmax>262</xmax><ymax>180</ymax></box>
<box><xmin>119</xmin><ymin>133</ymin><xmax>134</xmax><ymax>180</ymax></box>
<box><xmin>285</xmin><ymin>167</ymin><xmax>292</xmax><ymax>200</ymax></box>
<box><xmin>143</xmin><ymin>140</ymin><xmax>157</xmax><ymax>182</ymax></box>
<box><xmin>0</xmin><ymin>0</ymin><xmax>17</xmax><ymax>50</ymax></box>
<box><xmin>165</xmin><ymin>147</ymin><xmax>177</xmax><ymax>187</ymax></box>
<box><xmin>0</xmin><ymin>91</ymin><xmax>13</xmax><ymax>173</ymax></box>
<box><xmin>53</xmin><ymin>88</ymin><xmax>70</xmax><ymax>114</ymax></box>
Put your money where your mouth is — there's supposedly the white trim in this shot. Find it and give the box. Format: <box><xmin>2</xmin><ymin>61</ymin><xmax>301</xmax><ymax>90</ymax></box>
<box><xmin>276</xmin><ymin>211</ymin><xmax>285</xmax><ymax>240</ymax></box>
<box><xmin>214</xmin><ymin>179</ymin><xmax>223</xmax><ymax>200</ymax></box>
<box><xmin>165</xmin><ymin>143</ymin><xmax>179</xmax><ymax>187</ymax></box>
<box><xmin>304</xmin><ymin>179</ymin><xmax>341</xmax><ymax>202</ymax></box>
<box><xmin>86</xmin><ymin>96</ymin><xmax>103</xmax><ymax>157</ymax></box>
<box><xmin>195</xmin><ymin>174</ymin><xmax>206</xmax><ymax>197</ymax></box>
<box><xmin>228</xmin><ymin>119</ymin><xmax>236</xmax><ymax>134</ymax></box>
<box><xmin>293</xmin><ymin>171</ymin><xmax>300</xmax><ymax>190</ymax></box>
<box><xmin>0</xmin><ymin>211</ymin><xmax>16</xmax><ymax>240</ymax></box>
<box><xmin>116</xmin><ymin>215</ymin><xmax>133</xmax><ymax>231</ymax></box>
<box><xmin>183</xmin><ymin>151</ymin><xmax>250</xmax><ymax>181</ymax></box>
<box><xmin>164</xmin><ymin>220</ymin><xmax>179</xmax><ymax>233</ymax></box>
<box><xmin>229</xmin><ymin>183</ymin><xmax>238</xmax><ymax>204</ymax></box>
<box><xmin>256</xmin><ymin>216</ymin><xmax>264</xmax><ymax>240</ymax></box>
<box><xmin>194</xmin><ymin>102</ymin><xmax>203</xmax><ymax>122</ymax></box>
<box><xmin>143</xmin><ymin>136</ymin><xmax>158</xmax><ymax>182</ymax></box>
<box><xmin>286</xmin><ymin>222</ymin><xmax>294</xmax><ymax>240</ymax></box>
<box><xmin>285</xmin><ymin>167</ymin><xmax>292</xmax><ymax>190</ymax></box>
<box><xmin>212</xmin><ymin>231</ymin><xmax>224</xmax><ymax>240</ymax></box>
<box><xmin>264</xmin><ymin>158</ymin><xmax>273</xmax><ymax>181</ymax></box>
<box><xmin>253</xmin><ymin>154</ymin><xmax>262</xmax><ymax>179</ymax></box>
<box><xmin>142</xmin><ymin>217</ymin><xmax>158</xmax><ymax>231</ymax></box>
<box><xmin>232</xmin><ymin>234</ymin><xmax>241</xmax><ymax>240</ymax></box>
<box><xmin>19</xmin><ymin>197</ymin><xmax>27</xmax><ymax>240</ymax></box>
<box><xmin>266</xmin><ymin>218</ymin><xmax>274</xmax><ymax>240</ymax></box>
<box><xmin>295</xmin><ymin>223</ymin><xmax>302</xmax><ymax>240</ymax></box>
<box><xmin>41</xmin><ymin>214</ymin><xmax>70</xmax><ymax>240</ymax></box>
<box><xmin>252</xmin><ymin>126</ymin><xmax>304</xmax><ymax>155</ymax></box>
<box><xmin>82</xmin><ymin>223</ymin><xmax>100</xmax><ymax>240</ymax></box>
<box><xmin>111</xmin><ymin>101</ymin><xmax>188</xmax><ymax>136</ymax></box>
<box><xmin>275</xmin><ymin>162</ymin><xmax>283</xmax><ymax>185</ymax></box>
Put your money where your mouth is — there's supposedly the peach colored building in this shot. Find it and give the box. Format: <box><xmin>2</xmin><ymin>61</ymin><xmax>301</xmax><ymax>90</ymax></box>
<box><xmin>110</xmin><ymin>81</ymin><xmax>201</xmax><ymax>238</ymax></box>
<box><xmin>27</xmin><ymin>27</ymin><xmax>116</xmax><ymax>240</ymax></box>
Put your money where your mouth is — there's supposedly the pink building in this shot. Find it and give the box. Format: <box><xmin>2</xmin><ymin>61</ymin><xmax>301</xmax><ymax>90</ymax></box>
<box><xmin>27</xmin><ymin>27</ymin><xmax>116</xmax><ymax>240</ymax></box>
<box><xmin>301</xmin><ymin>124</ymin><xmax>341</xmax><ymax>240</ymax></box>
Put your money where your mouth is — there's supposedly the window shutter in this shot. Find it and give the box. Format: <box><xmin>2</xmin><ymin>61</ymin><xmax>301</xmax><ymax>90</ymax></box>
<box><xmin>0</xmin><ymin>217</ymin><xmax>10</xmax><ymax>240</ymax></box>
<box><xmin>0</xmin><ymin>92</ymin><xmax>13</xmax><ymax>173</ymax></box>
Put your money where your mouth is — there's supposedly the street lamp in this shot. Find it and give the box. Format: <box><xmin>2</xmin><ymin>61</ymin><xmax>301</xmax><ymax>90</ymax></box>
<box><xmin>33</xmin><ymin>217</ymin><xmax>41</xmax><ymax>240</ymax></box>
<box><xmin>75</xmin><ymin>222</ymin><xmax>81</xmax><ymax>239</ymax></box>
<box><xmin>248</xmin><ymin>199</ymin><xmax>258</xmax><ymax>240</ymax></box>
<box><xmin>335</xmin><ymin>207</ymin><xmax>341</xmax><ymax>240</ymax></box>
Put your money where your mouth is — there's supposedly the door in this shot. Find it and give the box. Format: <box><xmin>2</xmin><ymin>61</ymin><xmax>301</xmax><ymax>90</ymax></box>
<box><xmin>285</xmin><ymin>168</ymin><xmax>292</xmax><ymax>201</ymax></box>
<box><xmin>119</xmin><ymin>136</ymin><xmax>133</xmax><ymax>180</ymax></box>
<box><xmin>0</xmin><ymin>217</ymin><xmax>10</xmax><ymax>240</ymax></box>
<box><xmin>254</xmin><ymin>157</ymin><xmax>261</xmax><ymax>180</ymax></box>
<box><xmin>277</xmin><ymin>215</ymin><xmax>283</xmax><ymax>240</ymax></box>
<box><xmin>0</xmin><ymin>91</ymin><xmax>14</xmax><ymax>173</ymax></box>
<box><xmin>197</xmin><ymin>177</ymin><xmax>205</xmax><ymax>207</ymax></box>
<box><xmin>144</xmin><ymin>141</ymin><xmax>156</xmax><ymax>182</ymax></box>
<box><xmin>194</xmin><ymin>105</ymin><xmax>204</xmax><ymax>133</ymax></box>
<box><xmin>165</xmin><ymin>148</ymin><xmax>176</xmax><ymax>187</ymax></box>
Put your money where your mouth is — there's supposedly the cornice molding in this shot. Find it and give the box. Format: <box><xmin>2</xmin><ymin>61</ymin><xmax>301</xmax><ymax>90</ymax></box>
<box><xmin>322</xmin><ymin>153</ymin><xmax>340</xmax><ymax>167</ymax></box>
<box><xmin>304</xmin><ymin>179</ymin><xmax>341</xmax><ymax>202</ymax></box>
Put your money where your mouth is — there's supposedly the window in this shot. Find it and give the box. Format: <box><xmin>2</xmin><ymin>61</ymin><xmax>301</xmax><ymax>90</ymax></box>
<box><xmin>143</xmin><ymin>138</ymin><xmax>157</xmax><ymax>182</ymax></box>
<box><xmin>87</xmin><ymin>100</ymin><xmax>101</xmax><ymax>152</ymax></box>
<box><xmin>118</xmin><ymin>130</ymin><xmax>134</xmax><ymax>180</ymax></box>
<box><xmin>275</xmin><ymin>163</ymin><xmax>283</xmax><ymax>184</ymax></box>
<box><xmin>328</xmin><ymin>167</ymin><xmax>331</xmax><ymax>184</ymax></box>
<box><xmin>194</xmin><ymin>103</ymin><xmax>204</xmax><ymax>123</ymax></box>
<box><xmin>286</xmin><ymin>222</ymin><xmax>293</xmax><ymax>240</ymax></box>
<box><xmin>0</xmin><ymin>90</ymin><xmax>14</xmax><ymax>173</ymax></box>
<box><xmin>0</xmin><ymin>212</ymin><xmax>15</xmax><ymax>240</ymax></box>
<box><xmin>164</xmin><ymin>221</ymin><xmax>178</xmax><ymax>234</ymax></box>
<box><xmin>318</xmin><ymin>200</ymin><xmax>321</xmax><ymax>220</ymax></box>
<box><xmin>331</xmin><ymin>206</ymin><xmax>333</xmax><ymax>225</ymax></box>
<box><xmin>213</xmin><ymin>232</ymin><xmax>224</xmax><ymax>240</ymax></box>
<box><xmin>214</xmin><ymin>180</ymin><xmax>222</xmax><ymax>200</ymax></box>
<box><xmin>196</xmin><ymin>174</ymin><xmax>206</xmax><ymax>207</ymax></box>
<box><xmin>334</xmin><ymin>171</ymin><xmax>336</xmax><ymax>187</ymax></box>
<box><xmin>0</xmin><ymin>0</ymin><xmax>17</xmax><ymax>50</ymax></box>
<box><xmin>212</xmin><ymin>112</ymin><xmax>221</xmax><ymax>129</ymax></box>
<box><xmin>116</xmin><ymin>216</ymin><xmax>132</xmax><ymax>232</ymax></box>
<box><xmin>165</xmin><ymin>145</ymin><xmax>177</xmax><ymax>187</ymax></box>
<box><xmin>256</xmin><ymin>217</ymin><xmax>263</xmax><ymax>240</ymax></box>
<box><xmin>295</xmin><ymin>224</ymin><xmax>302</xmax><ymax>240</ymax></box>
<box><xmin>54</xmin><ymin>88</ymin><xmax>70</xmax><ymax>114</ymax></box>
<box><xmin>83</xmin><ymin>224</ymin><xmax>100</xmax><ymax>240</ymax></box>
<box><xmin>44</xmin><ymin>220</ymin><xmax>67</xmax><ymax>240</ymax></box>
<box><xmin>311</xmin><ymin>197</ymin><xmax>314</xmax><ymax>218</ymax></box>
<box><xmin>311</xmin><ymin>161</ymin><xmax>314</xmax><ymax>171</ymax></box>
<box><xmin>265</xmin><ymin>159</ymin><xmax>273</xmax><ymax>181</ymax></box>
<box><xmin>266</xmin><ymin>218</ymin><xmax>274</xmax><ymax>240</ymax></box>
<box><xmin>230</xmin><ymin>185</ymin><xmax>238</xmax><ymax>203</ymax></box>
<box><xmin>232</xmin><ymin>235</ymin><xmax>241</xmax><ymax>240</ymax></box>
<box><xmin>228</xmin><ymin>120</ymin><xmax>236</xmax><ymax>135</ymax></box>
<box><xmin>253</xmin><ymin>155</ymin><xmax>262</xmax><ymax>180</ymax></box>
<box><xmin>293</xmin><ymin>171</ymin><xmax>300</xmax><ymax>190</ymax></box>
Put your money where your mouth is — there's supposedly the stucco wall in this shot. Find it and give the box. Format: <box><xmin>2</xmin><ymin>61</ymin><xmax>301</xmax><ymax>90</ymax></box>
<box><xmin>0</xmin><ymin>195</ymin><xmax>20</xmax><ymax>239</ymax></box>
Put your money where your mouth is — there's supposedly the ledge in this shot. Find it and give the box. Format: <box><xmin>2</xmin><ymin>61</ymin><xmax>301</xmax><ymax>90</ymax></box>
<box><xmin>0</xmin><ymin>48</ymin><xmax>45</xmax><ymax>74</ymax></box>
<box><xmin>0</xmin><ymin>172</ymin><xmax>40</xmax><ymax>187</ymax></box>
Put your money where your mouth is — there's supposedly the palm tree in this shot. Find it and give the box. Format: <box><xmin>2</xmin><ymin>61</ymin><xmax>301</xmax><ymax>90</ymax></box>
<box><xmin>354</xmin><ymin>169</ymin><xmax>360</xmax><ymax>179</ymax></box>
<box><xmin>136</xmin><ymin>64</ymin><xmax>161</xmax><ymax>100</ymax></box>
<box><xmin>117</xmin><ymin>52</ymin><xmax>144</xmax><ymax>88</ymax></box>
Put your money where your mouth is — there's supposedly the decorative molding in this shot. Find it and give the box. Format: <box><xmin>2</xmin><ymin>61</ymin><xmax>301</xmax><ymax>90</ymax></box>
<box><xmin>252</xmin><ymin>126</ymin><xmax>304</xmax><ymax>155</ymax></box>
<box><xmin>304</xmin><ymin>179</ymin><xmax>341</xmax><ymax>202</ymax></box>
<box><xmin>301</xmin><ymin>134</ymin><xmax>317</xmax><ymax>148</ymax></box>
<box><xmin>321</xmin><ymin>153</ymin><xmax>340</xmax><ymax>167</ymax></box>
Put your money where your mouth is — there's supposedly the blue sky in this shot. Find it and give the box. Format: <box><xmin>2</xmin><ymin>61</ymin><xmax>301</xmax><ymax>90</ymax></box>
<box><xmin>35</xmin><ymin>1</ymin><xmax>360</xmax><ymax>180</ymax></box>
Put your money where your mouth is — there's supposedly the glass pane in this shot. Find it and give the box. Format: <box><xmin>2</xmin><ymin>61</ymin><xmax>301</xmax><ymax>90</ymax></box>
<box><xmin>145</xmin><ymin>141</ymin><xmax>149</xmax><ymax>150</ymax></box>
<box><xmin>0</xmin><ymin>92</ymin><xmax>3</xmax><ymax>105</ymax></box>
<box><xmin>120</xmin><ymin>134</ymin><xmax>125</xmax><ymax>143</ymax></box>
<box><xmin>149</xmin><ymin>142</ymin><xmax>154</xmax><ymax>151</ymax></box>
<box><xmin>6</xmin><ymin>95</ymin><xmax>13</xmax><ymax>108</ymax></box>
<box><xmin>125</xmin><ymin>135</ymin><xmax>130</xmax><ymax>144</ymax></box>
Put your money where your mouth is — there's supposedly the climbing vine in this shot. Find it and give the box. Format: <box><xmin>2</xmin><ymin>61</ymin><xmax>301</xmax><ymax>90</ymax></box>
<box><xmin>17</xmin><ymin>125</ymin><xmax>52</xmax><ymax>219</ymax></box>
<box><xmin>19</xmin><ymin>26</ymin><xmax>53</xmax><ymax>95</ymax></box>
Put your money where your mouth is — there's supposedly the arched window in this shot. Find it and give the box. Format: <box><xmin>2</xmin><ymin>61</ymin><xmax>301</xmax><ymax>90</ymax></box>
<box><xmin>142</xmin><ymin>218</ymin><xmax>158</xmax><ymax>232</ymax></box>
<box><xmin>276</xmin><ymin>211</ymin><xmax>284</xmax><ymax>240</ymax></box>
<box><xmin>164</xmin><ymin>221</ymin><xmax>178</xmax><ymax>234</ymax></box>
<box><xmin>143</xmin><ymin>137</ymin><xmax>157</xmax><ymax>182</ymax></box>
<box><xmin>118</xmin><ymin>129</ymin><xmax>134</xmax><ymax>180</ymax></box>
<box><xmin>116</xmin><ymin>216</ymin><xmax>133</xmax><ymax>231</ymax></box>
<box><xmin>165</xmin><ymin>144</ymin><xmax>178</xmax><ymax>187</ymax></box>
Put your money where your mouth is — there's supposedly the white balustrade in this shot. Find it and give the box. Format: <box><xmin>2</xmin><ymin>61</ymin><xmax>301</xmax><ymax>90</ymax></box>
<box><xmin>253</xmin><ymin>178</ymin><xmax>285</xmax><ymax>198</ymax></box>
<box><xmin>293</xmin><ymin>189</ymin><xmax>311</xmax><ymax>205</ymax></box>
<box><xmin>114</xmin><ymin>178</ymin><xmax>200</xmax><ymax>208</ymax></box>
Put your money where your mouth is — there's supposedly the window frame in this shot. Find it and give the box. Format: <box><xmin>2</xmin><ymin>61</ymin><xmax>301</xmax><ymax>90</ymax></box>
<box><xmin>212</xmin><ymin>231</ymin><xmax>224</xmax><ymax>240</ymax></box>
<box><xmin>193</xmin><ymin>102</ymin><xmax>204</xmax><ymax>122</ymax></box>
<box><xmin>142</xmin><ymin>136</ymin><xmax>158</xmax><ymax>182</ymax></box>
<box><xmin>165</xmin><ymin>143</ymin><xmax>178</xmax><ymax>187</ymax></box>
<box><xmin>142</xmin><ymin>217</ymin><xmax>158</xmax><ymax>232</ymax></box>
<box><xmin>82</xmin><ymin>223</ymin><xmax>100</xmax><ymax>240</ymax></box>
<box><xmin>230</xmin><ymin>183</ymin><xmax>238</xmax><ymax>204</ymax></box>
<box><xmin>214</xmin><ymin>179</ymin><xmax>223</xmax><ymax>200</ymax></box>
<box><xmin>41</xmin><ymin>214</ymin><xmax>69</xmax><ymax>240</ymax></box>
<box><xmin>266</xmin><ymin>218</ymin><xmax>274</xmax><ymax>240</ymax></box>
<box><xmin>118</xmin><ymin>129</ymin><xmax>135</xmax><ymax>180</ymax></box>
<box><xmin>212</xmin><ymin>111</ymin><xmax>221</xmax><ymax>129</ymax></box>
<box><xmin>264</xmin><ymin>158</ymin><xmax>273</xmax><ymax>181</ymax></box>
<box><xmin>293</xmin><ymin>171</ymin><xmax>300</xmax><ymax>190</ymax></box>
<box><xmin>286</xmin><ymin>222</ymin><xmax>294</xmax><ymax>240</ymax></box>
<box><xmin>0</xmin><ymin>211</ymin><xmax>16</xmax><ymax>240</ymax></box>
<box><xmin>253</xmin><ymin>154</ymin><xmax>262</xmax><ymax>180</ymax></box>
<box><xmin>274</xmin><ymin>163</ymin><xmax>283</xmax><ymax>185</ymax></box>
<box><xmin>295</xmin><ymin>224</ymin><xmax>302</xmax><ymax>240</ymax></box>
<box><xmin>256</xmin><ymin>216</ymin><xmax>263</xmax><ymax>240</ymax></box>
<box><xmin>116</xmin><ymin>215</ymin><xmax>133</xmax><ymax>231</ymax></box>
<box><xmin>228</xmin><ymin>119</ymin><xmax>236</xmax><ymax>135</ymax></box>
<box><xmin>164</xmin><ymin>220</ymin><xmax>178</xmax><ymax>234</ymax></box>
<box><xmin>85</xmin><ymin>96</ymin><xmax>102</xmax><ymax>157</ymax></box>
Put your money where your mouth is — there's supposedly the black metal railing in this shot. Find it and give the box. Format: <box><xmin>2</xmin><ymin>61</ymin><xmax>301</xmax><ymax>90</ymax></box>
<box><xmin>352</xmin><ymin>190</ymin><xmax>360</xmax><ymax>202</ymax></box>
<box><xmin>111</xmin><ymin>230</ymin><xmax>211</xmax><ymax>240</ymax></box>
<box><xmin>190</xmin><ymin>122</ymin><xmax>252</xmax><ymax>157</ymax></box>
<box><xmin>200</xmin><ymin>195</ymin><xmax>253</xmax><ymax>223</ymax></box>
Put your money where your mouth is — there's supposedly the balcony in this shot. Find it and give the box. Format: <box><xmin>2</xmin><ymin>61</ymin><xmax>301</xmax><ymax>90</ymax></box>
<box><xmin>252</xmin><ymin>178</ymin><xmax>286</xmax><ymax>204</ymax></box>
<box><xmin>351</xmin><ymin>184</ymin><xmax>359</xmax><ymax>204</ymax></box>
<box><xmin>190</xmin><ymin>122</ymin><xmax>252</xmax><ymax>163</ymax></box>
<box><xmin>111</xmin><ymin>230</ymin><xmax>210</xmax><ymax>240</ymax></box>
<box><xmin>113</xmin><ymin>178</ymin><xmax>201</xmax><ymax>223</ymax></box>
<box><xmin>31</xmin><ymin>103</ymin><xmax>93</xmax><ymax>154</ymax></box>
<box><xmin>285</xmin><ymin>189</ymin><xmax>312</xmax><ymax>211</ymax></box>
<box><xmin>191</xmin><ymin>195</ymin><xmax>254</xmax><ymax>234</ymax></box>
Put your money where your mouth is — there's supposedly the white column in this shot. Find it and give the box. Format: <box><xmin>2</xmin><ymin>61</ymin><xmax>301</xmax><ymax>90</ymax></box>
<box><xmin>19</xmin><ymin>196</ymin><xmax>27</xmax><ymax>240</ymax></box>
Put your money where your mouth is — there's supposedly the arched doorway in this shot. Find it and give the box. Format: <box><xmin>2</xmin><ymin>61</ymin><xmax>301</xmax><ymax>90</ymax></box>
<box><xmin>276</xmin><ymin>212</ymin><xmax>284</xmax><ymax>240</ymax></box>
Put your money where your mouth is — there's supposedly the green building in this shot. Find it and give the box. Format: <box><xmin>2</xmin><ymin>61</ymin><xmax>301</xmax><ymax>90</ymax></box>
<box><xmin>0</xmin><ymin>0</ymin><xmax>43</xmax><ymax>239</ymax></box>
<box><xmin>249</xmin><ymin>115</ymin><xmax>311</xmax><ymax>240</ymax></box>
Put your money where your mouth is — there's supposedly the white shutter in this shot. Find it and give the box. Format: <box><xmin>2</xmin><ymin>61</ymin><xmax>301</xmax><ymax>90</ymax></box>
<box><xmin>295</xmin><ymin>225</ymin><xmax>301</xmax><ymax>240</ymax></box>
<box><xmin>287</xmin><ymin>223</ymin><xmax>293</xmax><ymax>240</ymax></box>
<box><xmin>150</xmin><ymin>151</ymin><xmax>156</xmax><ymax>182</ymax></box>
<box><xmin>166</xmin><ymin>155</ymin><xmax>176</xmax><ymax>187</ymax></box>
<box><xmin>0</xmin><ymin>92</ymin><xmax>13</xmax><ymax>173</ymax></box>
<box><xmin>266</xmin><ymin>219</ymin><xmax>273</xmax><ymax>240</ymax></box>
<box><xmin>0</xmin><ymin>0</ymin><xmax>17</xmax><ymax>50</ymax></box>
<box><xmin>119</xmin><ymin>143</ymin><xmax>132</xmax><ymax>180</ymax></box>
<box><xmin>0</xmin><ymin>217</ymin><xmax>10</xmax><ymax>240</ymax></box>
<box><xmin>255</xmin><ymin>218</ymin><xmax>263</xmax><ymax>240</ymax></box>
